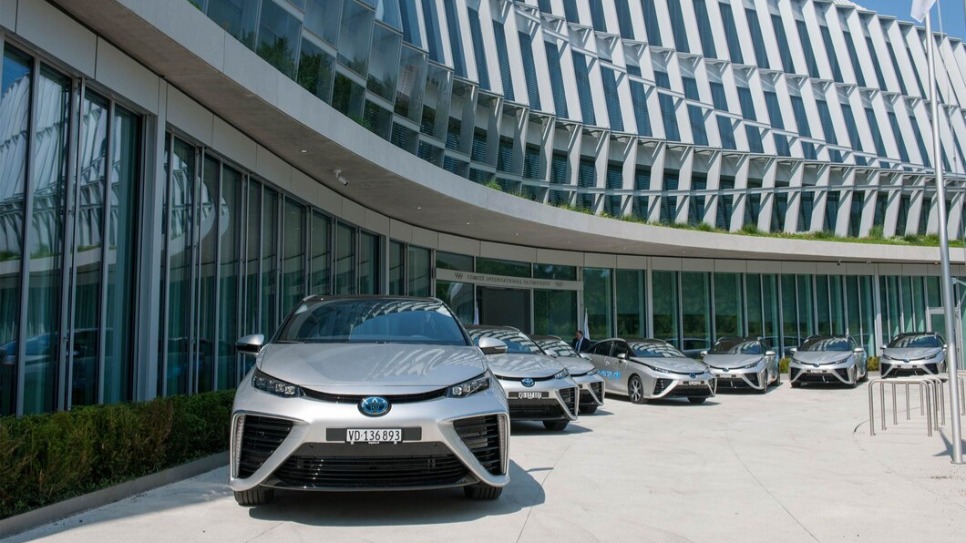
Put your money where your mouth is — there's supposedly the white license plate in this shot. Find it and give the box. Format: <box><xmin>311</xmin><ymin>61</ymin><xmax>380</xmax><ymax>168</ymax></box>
<box><xmin>346</xmin><ymin>428</ymin><xmax>402</xmax><ymax>444</ymax></box>
<box><xmin>516</xmin><ymin>391</ymin><xmax>545</xmax><ymax>400</ymax></box>
<box><xmin>687</xmin><ymin>380</ymin><xmax>704</xmax><ymax>386</ymax></box>
<box><xmin>807</xmin><ymin>369</ymin><xmax>823</xmax><ymax>374</ymax></box>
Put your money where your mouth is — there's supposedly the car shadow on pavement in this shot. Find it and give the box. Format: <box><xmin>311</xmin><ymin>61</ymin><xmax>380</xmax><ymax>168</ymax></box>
<box><xmin>714</xmin><ymin>385</ymin><xmax>782</xmax><ymax>395</ymax></box>
<box><xmin>248</xmin><ymin>460</ymin><xmax>545</xmax><ymax>526</ymax></box>
<box><xmin>508</xmin><ymin>422</ymin><xmax>593</xmax><ymax>435</ymax></box>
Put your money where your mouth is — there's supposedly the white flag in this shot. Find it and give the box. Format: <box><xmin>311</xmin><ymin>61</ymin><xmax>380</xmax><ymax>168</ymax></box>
<box><xmin>583</xmin><ymin>310</ymin><xmax>590</xmax><ymax>342</ymax></box>
<box><xmin>911</xmin><ymin>0</ymin><xmax>937</xmax><ymax>22</ymax></box>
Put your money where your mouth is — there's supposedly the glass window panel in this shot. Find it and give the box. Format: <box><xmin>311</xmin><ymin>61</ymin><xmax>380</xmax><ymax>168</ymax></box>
<box><xmin>297</xmin><ymin>38</ymin><xmax>335</xmax><ymax>103</ymax></box>
<box><xmin>436</xmin><ymin>251</ymin><xmax>473</xmax><ymax>272</ymax></box>
<box><xmin>781</xmin><ymin>274</ymin><xmax>798</xmax><ymax>350</ymax></box>
<box><xmin>493</xmin><ymin>21</ymin><xmax>513</xmax><ymax>101</ymax></box>
<box><xmin>72</xmin><ymin>93</ymin><xmax>108</xmax><ymax>407</ymax></box>
<box><xmin>641</xmin><ymin>0</ymin><xmax>663</xmax><ymax>46</ymax></box>
<box><xmin>652</xmin><ymin>271</ymin><xmax>679</xmax><ymax>346</ymax></box>
<box><xmin>256</xmin><ymin>0</ymin><xmax>300</xmax><ymax>78</ymax></box>
<box><xmin>358</xmin><ymin>231</ymin><xmax>379</xmax><ymax>294</ymax></box>
<box><xmin>533</xmin><ymin>264</ymin><xmax>576</xmax><ymax>281</ymax></box>
<box><xmin>616</xmin><ymin>269</ymin><xmax>647</xmax><ymax>337</ymax></box>
<box><xmin>761</xmin><ymin>274</ymin><xmax>779</xmax><ymax>350</ymax></box>
<box><xmin>866</xmin><ymin>37</ymin><xmax>885</xmax><ymax>90</ymax></box>
<box><xmin>477</xmin><ymin>257</ymin><xmax>530</xmax><ymax>277</ymax></box>
<box><xmin>375</xmin><ymin>0</ymin><xmax>401</xmax><ymax>28</ymax></box>
<box><xmin>206</xmin><ymin>0</ymin><xmax>259</xmax><ymax>48</ymax></box>
<box><xmin>388</xmin><ymin>240</ymin><xmax>404</xmax><ymax>294</ymax></box>
<box><xmin>310</xmin><ymin>211</ymin><xmax>330</xmax><ymax>295</ymax></box>
<box><xmin>468</xmin><ymin>8</ymin><xmax>489</xmax><ymax>90</ymax></box>
<box><xmin>589</xmin><ymin>0</ymin><xmax>607</xmax><ymax>32</ymax></box>
<box><xmin>616</xmin><ymin>0</ymin><xmax>635</xmax><ymax>40</ymax></box>
<box><xmin>714</xmin><ymin>272</ymin><xmax>743</xmax><ymax>338</ymax></box>
<box><xmin>407</xmin><ymin>245</ymin><xmax>431</xmax><ymax>296</ymax></box>
<box><xmin>164</xmin><ymin>137</ymin><xmax>195</xmax><ymax>397</ymax></box>
<box><xmin>104</xmin><ymin>106</ymin><xmax>140</xmax><ymax>402</ymax></box>
<box><xmin>719</xmin><ymin>2</ymin><xmax>743</xmax><ymax>64</ymax></box>
<box><xmin>304</xmin><ymin>0</ymin><xmax>342</xmax><ymax>45</ymax></box>
<box><xmin>335</xmin><ymin>222</ymin><xmax>355</xmax><ymax>294</ymax></box>
<box><xmin>437</xmin><ymin>280</ymin><xmax>474</xmax><ymax>325</ymax></box>
<box><xmin>399</xmin><ymin>0</ymin><xmax>421</xmax><ymax>47</ymax></box>
<box><xmin>572</xmin><ymin>52</ymin><xmax>595</xmax><ymax>125</ymax></box>
<box><xmin>746</xmin><ymin>274</ymin><xmax>762</xmax><ymax>337</ymax></box>
<box><xmin>282</xmin><ymin>199</ymin><xmax>305</xmax><ymax>312</ymax></box>
<box><xmin>331</xmin><ymin>72</ymin><xmax>366</xmax><ymax>118</ymax></box>
<box><xmin>216</xmin><ymin>165</ymin><xmax>241</xmax><ymax>390</ymax></box>
<box><xmin>819</xmin><ymin>25</ymin><xmax>841</xmax><ymax>82</ymax></box>
<box><xmin>545</xmin><ymin>42</ymin><xmax>568</xmax><ymax>118</ymax></box>
<box><xmin>533</xmin><ymin>290</ymin><xmax>577</xmax><ymax>337</ymax></box>
<box><xmin>693</xmin><ymin>0</ymin><xmax>716</xmax><ymax>58</ymax></box>
<box><xmin>666</xmin><ymin>0</ymin><xmax>689</xmax><ymax>52</ymax></box>
<box><xmin>797</xmin><ymin>274</ymin><xmax>814</xmax><ymax>338</ymax></box>
<box><xmin>816</xmin><ymin>275</ymin><xmax>831</xmax><ymax>333</ymax></box>
<box><xmin>421</xmin><ymin>0</ymin><xmax>443</xmax><ymax>63</ymax></box>
<box><xmin>244</xmin><ymin>182</ymin><xmax>261</xmax><ymax>337</ymax></box>
<box><xmin>261</xmin><ymin>188</ymin><xmax>278</xmax><ymax>334</ymax></box>
<box><xmin>601</xmin><ymin>67</ymin><xmax>622</xmax><ymax>132</ymax></box>
<box><xmin>442</xmin><ymin>0</ymin><xmax>466</xmax><ymax>77</ymax></box>
<box><xmin>842</xmin><ymin>30</ymin><xmax>865</xmax><ymax>87</ymax></box>
<box><xmin>578</xmin><ymin>156</ymin><xmax>595</xmax><ymax>210</ymax></box>
<box><xmin>629</xmin><ymin>81</ymin><xmax>652</xmax><ymax>137</ymax></box>
<box><xmin>659</xmin><ymin>93</ymin><xmax>679</xmax><ymax>141</ymax></box>
<box><xmin>367</xmin><ymin>24</ymin><xmax>402</xmax><ymax>102</ymax></box>
<box><xmin>583</xmin><ymin>267</ymin><xmax>613</xmax><ymax>340</ymax></box>
<box><xmin>339</xmin><ymin>0</ymin><xmax>375</xmax><ymax>76</ymax></box>
<box><xmin>196</xmin><ymin>156</ymin><xmax>219</xmax><ymax>394</ymax></box>
<box><xmin>519</xmin><ymin>32</ymin><xmax>541</xmax><ymax>110</ymax></box>
<box><xmin>771</xmin><ymin>15</ymin><xmax>794</xmax><ymax>74</ymax></box>
<box><xmin>745</xmin><ymin>8</ymin><xmax>769</xmax><ymax>69</ymax></box>
<box><xmin>395</xmin><ymin>46</ymin><xmax>427</xmax><ymax>122</ymax></box>
<box><xmin>681</xmin><ymin>272</ymin><xmax>711</xmax><ymax>354</ymax></box>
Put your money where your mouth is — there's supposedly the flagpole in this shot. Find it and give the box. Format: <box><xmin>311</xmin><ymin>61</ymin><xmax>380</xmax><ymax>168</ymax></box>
<box><xmin>925</xmin><ymin>13</ymin><xmax>963</xmax><ymax>464</ymax></box>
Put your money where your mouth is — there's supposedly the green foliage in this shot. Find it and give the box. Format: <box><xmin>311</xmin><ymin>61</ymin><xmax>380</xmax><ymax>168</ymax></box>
<box><xmin>256</xmin><ymin>37</ymin><xmax>296</xmax><ymax>78</ymax></box>
<box><xmin>740</xmin><ymin>223</ymin><xmax>761</xmax><ymax>235</ymax></box>
<box><xmin>866</xmin><ymin>356</ymin><xmax>880</xmax><ymax>372</ymax></box>
<box><xmin>869</xmin><ymin>225</ymin><xmax>884</xmax><ymax>239</ymax></box>
<box><xmin>0</xmin><ymin>390</ymin><xmax>234</xmax><ymax>520</ymax></box>
<box><xmin>485</xmin><ymin>179</ymin><xmax>502</xmax><ymax>191</ymax></box>
<box><xmin>779</xmin><ymin>357</ymin><xmax>791</xmax><ymax>374</ymax></box>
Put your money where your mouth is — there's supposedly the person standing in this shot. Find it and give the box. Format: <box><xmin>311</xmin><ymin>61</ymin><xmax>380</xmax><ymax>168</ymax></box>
<box><xmin>573</xmin><ymin>330</ymin><xmax>588</xmax><ymax>353</ymax></box>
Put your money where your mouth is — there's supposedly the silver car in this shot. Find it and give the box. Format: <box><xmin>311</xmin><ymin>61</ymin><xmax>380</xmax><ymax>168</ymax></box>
<box><xmin>466</xmin><ymin>326</ymin><xmax>579</xmax><ymax>431</ymax></box>
<box><xmin>701</xmin><ymin>336</ymin><xmax>780</xmax><ymax>393</ymax></box>
<box><xmin>229</xmin><ymin>296</ymin><xmax>511</xmax><ymax>506</ymax></box>
<box><xmin>586</xmin><ymin>338</ymin><xmax>717</xmax><ymax>404</ymax></box>
<box><xmin>789</xmin><ymin>335</ymin><xmax>868</xmax><ymax>388</ymax></box>
<box><xmin>531</xmin><ymin>335</ymin><xmax>606</xmax><ymax>414</ymax></box>
<box><xmin>880</xmin><ymin>332</ymin><xmax>947</xmax><ymax>378</ymax></box>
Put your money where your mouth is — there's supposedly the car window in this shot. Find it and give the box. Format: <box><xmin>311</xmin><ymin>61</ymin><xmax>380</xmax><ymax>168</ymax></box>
<box><xmin>467</xmin><ymin>329</ymin><xmax>542</xmax><ymax>354</ymax></box>
<box><xmin>799</xmin><ymin>337</ymin><xmax>851</xmax><ymax>352</ymax></box>
<box><xmin>888</xmin><ymin>334</ymin><xmax>943</xmax><ymax>348</ymax></box>
<box><xmin>627</xmin><ymin>341</ymin><xmax>687</xmax><ymax>358</ymax></box>
<box><xmin>710</xmin><ymin>338</ymin><xmax>762</xmax><ymax>355</ymax></box>
<box><xmin>537</xmin><ymin>338</ymin><xmax>579</xmax><ymax>358</ymax></box>
<box><xmin>275</xmin><ymin>298</ymin><xmax>468</xmax><ymax>345</ymax></box>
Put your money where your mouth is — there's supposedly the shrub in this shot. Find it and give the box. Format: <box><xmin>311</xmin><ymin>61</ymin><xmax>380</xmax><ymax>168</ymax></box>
<box><xmin>779</xmin><ymin>357</ymin><xmax>791</xmax><ymax>374</ymax></box>
<box><xmin>866</xmin><ymin>356</ymin><xmax>880</xmax><ymax>372</ymax></box>
<box><xmin>0</xmin><ymin>390</ymin><xmax>235</xmax><ymax>520</ymax></box>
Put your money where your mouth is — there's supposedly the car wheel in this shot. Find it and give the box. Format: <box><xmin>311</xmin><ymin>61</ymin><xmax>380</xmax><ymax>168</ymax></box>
<box><xmin>464</xmin><ymin>483</ymin><xmax>503</xmax><ymax>500</ymax></box>
<box><xmin>688</xmin><ymin>397</ymin><xmax>707</xmax><ymax>404</ymax></box>
<box><xmin>543</xmin><ymin>420</ymin><xmax>569</xmax><ymax>431</ymax></box>
<box><xmin>628</xmin><ymin>375</ymin><xmax>646</xmax><ymax>404</ymax></box>
<box><xmin>234</xmin><ymin>487</ymin><xmax>274</xmax><ymax>506</ymax></box>
<box><xmin>580</xmin><ymin>404</ymin><xmax>598</xmax><ymax>415</ymax></box>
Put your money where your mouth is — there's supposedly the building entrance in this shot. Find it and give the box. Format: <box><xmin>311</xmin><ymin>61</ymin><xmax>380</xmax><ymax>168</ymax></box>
<box><xmin>478</xmin><ymin>287</ymin><xmax>531</xmax><ymax>332</ymax></box>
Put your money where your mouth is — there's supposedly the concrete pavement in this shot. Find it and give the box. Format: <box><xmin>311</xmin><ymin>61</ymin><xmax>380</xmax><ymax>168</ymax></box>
<box><xmin>3</xmin><ymin>379</ymin><xmax>964</xmax><ymax>543</ymax></box>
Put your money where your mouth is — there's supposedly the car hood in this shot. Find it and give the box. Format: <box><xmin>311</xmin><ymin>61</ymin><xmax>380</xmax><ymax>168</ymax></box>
<box><xmin>631</xmin><ymin>356</ymin><xmax>708</xmax><ymax>374</ymax></box>
<box><xmin>883</xmin><ymin>347</ymin><xmax>942</xmax><ymax>361</ymax></box>
<box><xmin>485</xmin><ymin>353</ymin><xmax>565</xmax><ymax>379</ymax></box>
<box><xmin>703</xmin><ymin>354</ymin><xmax>764</xmax><ymax>370</ymax></box>
<box><xmin>793</xmin><ymin>351</ymin><xmax>852</xmax><ymax>365</ymax></box>
<box><xmin>257</xmin><ymin>343</ymin><xmax>486</xmax><ymax>394</ymax></box>
<box><xmin>556</xmin><ymin>356</ymin><xmax>596</xmax><ymax>375</ymax></box>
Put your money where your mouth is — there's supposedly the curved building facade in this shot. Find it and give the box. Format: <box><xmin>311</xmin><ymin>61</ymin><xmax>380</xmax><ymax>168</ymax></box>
<box><xmin>1</xmin><ymin>0</ymin><xmax>965</xmax><ymax>415</ymax></box>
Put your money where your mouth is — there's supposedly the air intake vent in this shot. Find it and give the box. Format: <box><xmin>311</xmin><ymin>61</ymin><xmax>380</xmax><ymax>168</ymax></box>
<box><xmin>454</xmin><ymin>415</ymin><xmax>503</xmax><ymax>475</ymax></box>
<box><xmin>238</xmin><ymin>415</ymin><xmax>293</xmax><ymax>478</ymax></box>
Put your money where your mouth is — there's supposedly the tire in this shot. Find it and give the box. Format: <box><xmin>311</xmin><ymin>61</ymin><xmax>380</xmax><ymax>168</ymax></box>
<box><xmin>580</xmin><ymin>404</ymin><xmax>599</xmax><ymax>415</ymax></box>
<box><xmin>464</xmin><ymin>483</ymin><xmax>503</xmax><ymax>500</ymax></box>
<box><xmin>688</xmin><ymin>397</ymin><xmax>707</xmax><ymax>404</ymax></box>
<box><xmin>234</xmin><ymin>487</ymin><xmax>274</xmax><ymax>506</ymax></box>
<box><xmin>628</xmin><ymin>375</ymin><xmax>646</xmax><ymax>404</ymax></box>
<box><xmin>543</xmin><ymin>420</ymin><xmax>569</xmax><ymax>431</ymax></box>
<box><xmin>790</xmin><ymin>381</ymin><xmax>801</xmax><ymax>389</ymax></box>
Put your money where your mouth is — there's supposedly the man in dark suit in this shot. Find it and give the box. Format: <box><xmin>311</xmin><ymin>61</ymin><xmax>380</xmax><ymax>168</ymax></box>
<box><xmin>573</xmin><ymin>330</ymin><xmax>588</xmax><ymax>353</ymax></box>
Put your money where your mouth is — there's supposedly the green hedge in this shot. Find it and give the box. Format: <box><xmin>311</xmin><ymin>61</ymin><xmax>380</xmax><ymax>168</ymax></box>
<box><xmin>0</xmin><ymin>389</ymin><xmax>234</xmax><ymax>520</ymax></box>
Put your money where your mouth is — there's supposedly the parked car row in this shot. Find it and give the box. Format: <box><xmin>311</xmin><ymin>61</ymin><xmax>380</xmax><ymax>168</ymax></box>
<box><xmin>224</xmin><ymin>295</ymin><xmax>948</xmax><ymax>507</ymax></box>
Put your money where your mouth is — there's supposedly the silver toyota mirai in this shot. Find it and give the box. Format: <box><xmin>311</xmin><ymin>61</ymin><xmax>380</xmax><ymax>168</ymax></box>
<box><xmin>701</xmin><ymin>336</ymin><xmax>780</xmax><ymax>392</ymax></box>
<box><xmin>466</xmin><ymin>326</ymin><xmax>579</xmax><ymax>431</ymax></box>
<box><xmin>586</xmin><ymin>338</ymin><xmax>717</xmax><ymax>404</ymax></box>
<box><xmin>229</xmin><ymin>296</ymin><xmax>511</xmax><ymax>506</ymax></box>
<box><xmin>530</xmin><ymin>335</ymin><xmax>606</xmax><ymax>414</ymax></box>
<box><xmin>880</xmin><ymin>332</ymin><xmax>947</xmax><ymax>378</ymax></box>
<box><xmin>789</xmin><ymin>335</ymin><xmax>868</xmax><ymax>388</ymax></box>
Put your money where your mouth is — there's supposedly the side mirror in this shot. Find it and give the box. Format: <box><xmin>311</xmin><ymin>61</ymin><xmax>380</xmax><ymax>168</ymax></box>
<box><xmin>617</xmin><ymin>352</ymin><xmax>628</xmax><ymax>360</ymax></box>
<box><xmin>581</xmin><ymin>354</ymin><xmax>591</xmax><ymax>360</ymax></box>
<box><xmin>853</xmin><ymin>347</ymin><xmax>864</xmax><ymax>354</ymax></box>
<box><xmin>699</xmin><ymin>350</ymin><xmax>708</xmax><ymax>357</ymax></box>
<box><xmin>789</xmin><ymin>347</ymin><xmax>798</xmax><ymax>354</ymax></box>
<box><xmin>478</xmin><ymin>336</ymin><xmax>507</xmax><ymax>356</ymax></box>
<box><xmin>236</xmin><ymin>334</ymin><xmax>265</xmax><ymax>356</ymax></box>
<box><xmin>943</xmin><ymin>344</ymin><xmax>949</xmax><ymax>351</ymax></box>
<box><xmin>765</xmin><ymin>350</ymin><xmax>776</xmax><ymax>357</ymax></box>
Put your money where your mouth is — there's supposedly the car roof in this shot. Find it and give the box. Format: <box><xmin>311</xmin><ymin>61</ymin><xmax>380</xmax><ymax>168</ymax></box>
<box><xmin>298</xmin><ymin>294</ymin><xmax>443</xmax><ymax>304</ymax></box>
<box><xmin>529</xmin><ymin>334</ymin><xmax>563</xmax><ymax>341</ymax></box>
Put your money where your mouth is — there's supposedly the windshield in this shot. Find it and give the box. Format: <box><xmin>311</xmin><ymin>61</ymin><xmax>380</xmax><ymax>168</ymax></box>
<box><xmin>710</xmin><ymin>338</ymin><xmax>762</xmax><ymax>355</ymax></box>
<box><xmin>468</xmin><ymin>329</ymin><xmax>543</xmax><ymax>354</ymax></box>
<box><xmin>888</xmin><ymin>334</ymin><xmax>943</xmax><ymax>349</ymax></box>
<box><xmin>800</xmin><ymin>337</ymin><xmax>851</xmax><ymax>352</ymax></box>
<box><xmin>628</xmin><ymin>341</ymin><xmax>687</xmax><ymax>358</ymax></box>
<box><xmin>535</xmin><ymin>338</ymin><xmax>579</xmax><ymax>358</ymax></box>
<box><xmin>274</xmin><ymin>298</ymin><xmax>469</xmax><ymax>345</ymax></box>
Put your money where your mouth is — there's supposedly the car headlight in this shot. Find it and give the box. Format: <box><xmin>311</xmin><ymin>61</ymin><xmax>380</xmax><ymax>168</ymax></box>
<box><xmin>252</xmin><ymin>369</ymin><xmax>302</xmax><ymax>398</ymax></box>
<box><xmin>553</xmin><ymin>368</ymin><xmax>570</xmax><ymax>380</ymax></box>
<box><xmin>446</xmin><ymin>372</ymin><xmax>491</xmax><ymax>398</ymax></box>
<box><xmin>586</xmin><ymin>368</ymin><xmax>598</xmax><ymax>376</ymax></box>
<box><xmin>738</xmin><ymin>360</ymin><xmax>763</xmax><ymax>369</ymax></box>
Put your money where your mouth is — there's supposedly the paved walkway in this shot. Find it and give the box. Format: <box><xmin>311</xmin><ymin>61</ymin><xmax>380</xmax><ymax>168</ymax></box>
<box><xmin>3</xmin><ymin>380</ymin><xmax>965</xmax><ymax>543</ymax></box>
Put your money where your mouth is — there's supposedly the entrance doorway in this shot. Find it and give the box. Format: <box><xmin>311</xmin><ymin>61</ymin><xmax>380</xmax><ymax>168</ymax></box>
<box><xmin>478</xmin><ymin>287</ymin><xmax>531</xmax><ymax>332</ymax></box>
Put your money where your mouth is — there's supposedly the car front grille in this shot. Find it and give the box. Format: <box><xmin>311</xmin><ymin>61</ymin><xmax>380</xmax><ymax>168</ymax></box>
<box><xmin>560</xmin><ymin>387</ymin><xmax>577</xmax><ymax>415</ymax></box>
<box><xmin>509</xmin><ymin>399</ymin><xmax>567</xmax><ymax>420</ymax></box>
<box><xmin>580</xmin><ymin>382</ymin><xmax>603</xmax><ymax>405</ymax></box>
<box><xmin>835</xmin><ymin>368</ymin><xmax>851</xmax><ymax>381</ymax></box>
<box><xmin>654</xmin><ymin>378</ymin><xmax>671</xmax><ymax>395</ymax></box>
<box><xmin>238</xmin><ymin>415</ymin><xmax>294</xmax><ymax>478</ymax></box>
<box><xmin>272</xmin><ymin>442</ymin><xmax>469</xmax><ymax>488</ymax></box>
<box><xmin>453</xmin><ymin>415</ymin><xmax>503</xmax><ymax>475</ymax></box>
<box><xmin>301</xmin><ymin>387</ymin><xmax>446</xmax><ymax>403</ymax></box>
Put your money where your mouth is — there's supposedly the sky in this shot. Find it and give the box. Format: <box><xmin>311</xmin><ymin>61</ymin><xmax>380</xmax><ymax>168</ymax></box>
<box><xmin>871</xmin><ymin>0</ymin><xmax>966</xmax><ymax>41</ymax></box>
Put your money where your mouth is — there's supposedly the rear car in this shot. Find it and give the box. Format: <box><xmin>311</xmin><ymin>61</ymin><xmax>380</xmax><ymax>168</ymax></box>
<box><xmin>789</xmin><ymin>335</ymin><xmax>868</xmax><ymax>388</ymax></box>
<box><xmin>530</xmin><ymin>334</ymin><xmax>605</xmax><ymax>414</ymax></box>
<box><xmin>467</xmin><ymin>326</ymin><xmax>579</xmax><ymax>431</ymax></box>
<box><xmin>229</xmin><ymin>296</ymin><xmax>510</xmax><ymax>505</ymax></box>
<box><xmin>880</xmin><ymin>332</ymin><xmax>947</xmax><ymax>378</ymax></box>
<box><xmin>586</xmin><ymin>338</ymin><xmax>716</xmax><ymax>404</ymax></box>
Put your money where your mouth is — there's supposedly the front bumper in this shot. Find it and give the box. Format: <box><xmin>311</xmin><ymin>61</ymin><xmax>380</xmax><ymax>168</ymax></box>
<box><xmin>572</xmin><ymin>373</ymin><xmax>605</xmax><ymax>408</ymax></box>
<box><xmin>650</xmin><ymin>372</ymin><xmax>717</xmax><ymax>399</ymax></box>
<box><xmin>498</xmin><ymin>377</ymin><xmax>579</xmax><ymax>422</ymax></box>
<box><xmin>880</xmin><ymin>359</ymin><xmax>945</xmax><ymax>378</ymax></box>
<box><xmin>229</xmin><ymin>381</ymin><xmax>510</xmax><ymax>493</ymax></box>
<box><xmin>789</xmin><ymin>360</ymin><xmax>856</xmax><ymax>385</ymax></box>
<box><xmin>711</xmin><ymin>367</ymin><xmax>767</xmax><ymax>391</ymax></box>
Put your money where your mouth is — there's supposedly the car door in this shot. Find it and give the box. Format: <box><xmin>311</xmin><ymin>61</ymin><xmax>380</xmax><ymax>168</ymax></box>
<box><xmin>850</xmin><ymin>336</ymin><xmax>866</xmax><ymax>378</ymax></box>
<box><xmin>588</xmin><ymin>340</ymin><xmax>619</xmax><ymax>390</ymax></box>
<box><xmin>612</xmin><ymin>341</ymin><xmax>635</xmax><ymax>394</ymax></box>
